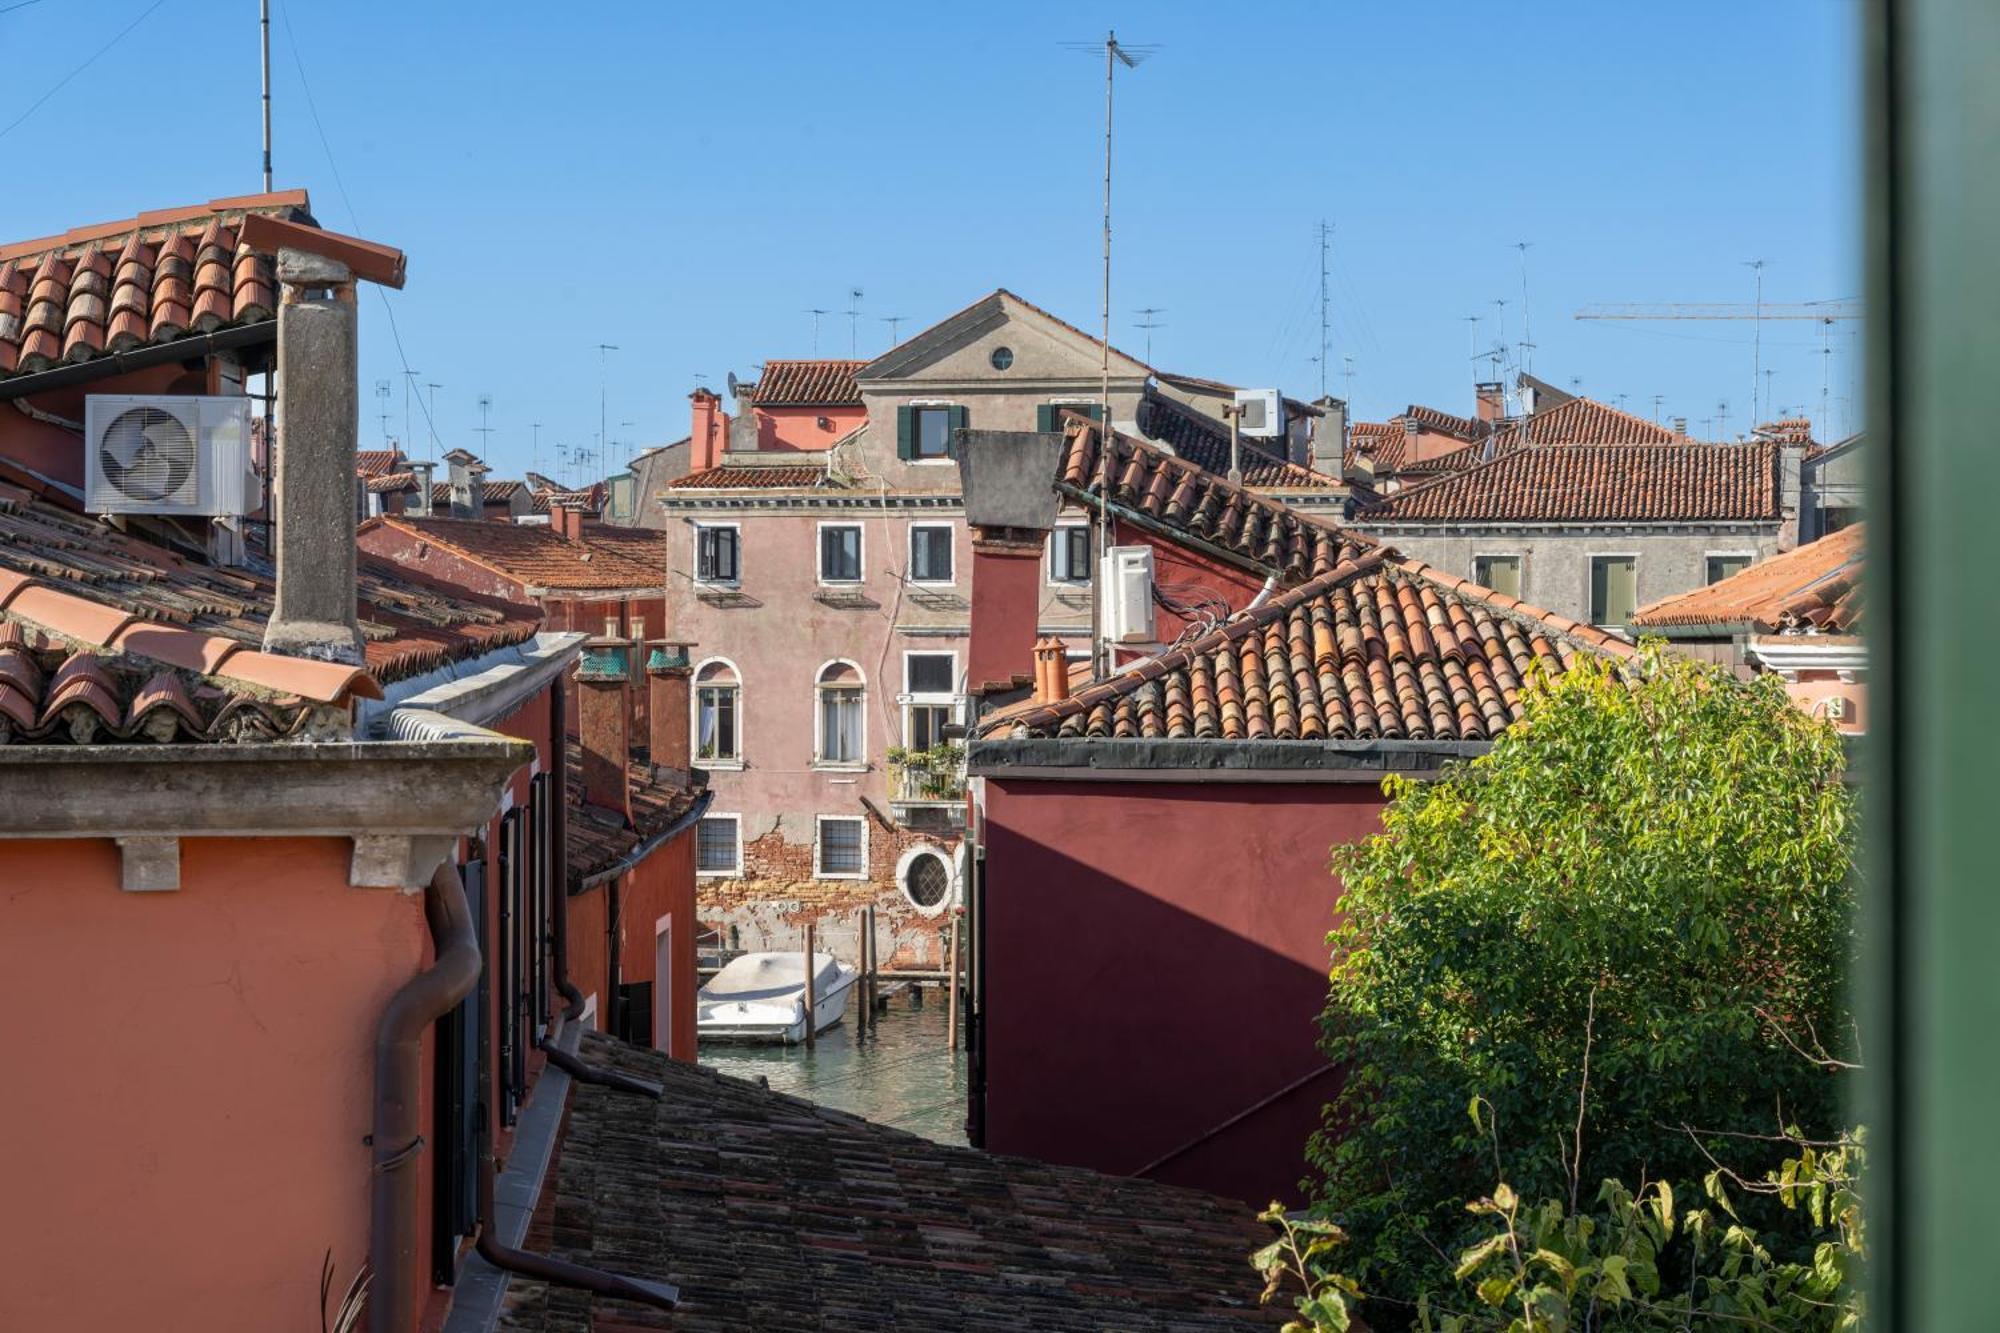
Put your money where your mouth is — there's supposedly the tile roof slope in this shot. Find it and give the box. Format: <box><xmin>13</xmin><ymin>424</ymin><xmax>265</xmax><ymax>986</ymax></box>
<box><xmin>1487</xmin><ymin>396</ymin><xmax>1689</xmax><ymax>450</ymax></box>
<box><xmin>1360</xmin><ymin>442</ymin><xmax>1782</xmax><ymax>524</ymax></box>
<box><xmin>354</xmin><ymin>448</ymin><xmax>405</xmax><ymax>478</ymax></box>
<box><xmin>985</xmin><ymin>552</ymin><xmax>1632</xmax><ymax>743</ymax></box>
<box><xmin>564</xmin><ymin>739</ymin><xmax>705</xmax><ymax>883</ymax></box>
<box><xmin>368</xmin><ymin>515</ymin><xmax>666</xmax><ymax>592</ymax></box>
<box><xmin>1631</xmin><ymin>524</ymin><xmax>1864</xmax><ymax>633</ymax></box>
<box><xmin>1401</xmin><ymin>403</ymin><xmax>1487</xmax><ymax>441</ymax></box>
<box><xmin>1058</xmin><ymin>419</ymin><xmax>1372</xmax><ymax>582</ymax></box>
<box><xmin>0</xmin><ymin>480</ymin><xmax>535</xmax><ymax>697</ymax></box>
<box><xmin>429</xmin><ymin>478</ymin><xmax>526</xmax><ymax>505</ymax></box>
<box><xmin>669</xmin><ymin>462</ymin><xmax>829</xmax><ymax>490</ymax></box>
<box><xmin>747</xmin><ymin>358</ymin><xmax>866</xmax><ymax>406</ymax></box>
<box><xmin>1133</xmin><ymin>396</ymin><xmax>1338</xmax><ymax>490</ymax></box>
<box><xmin>0</xmin><ymin>191</ymin><xmax>312</xmax><ymax>379</ymax></box>
<box><xmin>497</xmin><ymin>1031</ymin><xmax>1285</xmax><ymax>1332</ymax></box>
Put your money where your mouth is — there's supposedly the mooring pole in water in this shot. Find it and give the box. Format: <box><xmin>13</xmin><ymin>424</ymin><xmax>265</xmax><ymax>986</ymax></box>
<box><xmin>864</xmin><ymin>903</ymin><xmax>878</xmax><ymax>1026</ymax></box>
<box><xmin>946</xmin><ymin>908</ymin><xmax>962</xmax><ymax>1052</ymax></box>
<box><xmin>804</xmin><ymin>919</ymin><xmax>817</xmax><ymax>1051</ymax></box>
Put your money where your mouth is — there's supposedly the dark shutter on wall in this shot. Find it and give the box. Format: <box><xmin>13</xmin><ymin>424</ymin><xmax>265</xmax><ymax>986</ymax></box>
<box><xmin>947</xmin><ymin>404</ymin><xmax>969</xmax><ymax>457</ymax></box>
<box><xmin>896</xmin><ymin>405</ymin><xmax>915</xmax><ymax>460</ymax></box>
<box><xmin>1036</xmin><ymin>404</ymin><xmax>1054</xmax><ymax>432</ymax></box>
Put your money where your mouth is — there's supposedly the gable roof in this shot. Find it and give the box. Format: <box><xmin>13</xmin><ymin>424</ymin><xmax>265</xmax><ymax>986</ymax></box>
<box><xmin>1058</xmin><ymin>419</ymin><xmax>1369</xmax><ymax>582</ymax></box>
<box><xmin>364</xmin><ymin>515</ymin><xmax>665</xmax><ymax>594</ymax></box>
<box><xmin>0</xmin><ymin>191</ymin><xmax>314</xmax><ymax>382</ymax></box>
<box><xmin>1133</xmin><ymin>395</ymin><xmax>1339</xmax><ymax>490</ymax></box>
<box><xmin>495</xmin><ymin>1031</ymin><xmax>1285</xmax><ymax>1332</ymax></box>
<box><xmin>748</xmin><ymin>358</ymin><xmax>865</xmax><ymax>407</ymax></box>
<box><xmin>858</xmin><ymin>288</ymin><xmax>1152</xmax><ymax>382</ymax></box>
<box><xmin>1360</xmin><ymin>442</ymin><xmax>1783</xmax><ymax>525</ymax></box>
<box><xmin>429</xmin><ymin>478</ymin><xmax>525</xmax><ymax>506</ymax></box>
<box><xmin>1632</xmin><ymin>525</ymin><xmax>1864</xmax><ymax>634</ymax></box>
<box><xmin>1347</xmin><ymin>395</ymin><xmax>1693</xmax><ymax>479</ymax></box>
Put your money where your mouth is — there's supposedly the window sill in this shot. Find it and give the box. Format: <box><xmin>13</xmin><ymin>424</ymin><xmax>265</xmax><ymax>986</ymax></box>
<box><xmin>693</xmin><ymin>580</ymin><xmax>742</xmax><ymax>592</ymax></box>
<box><xmin>814</xmin><ymin>871</ymin><xmax>869</xmax><ymax>881</ymax></box>
<box><xmin>697</xmin><ymin>868</ymin><xmax>741</xmax><ymax>879</ymax></box>
<box><xmin>698</xmin><ymin>758</ymin><xmax>744</xmax><ymax>771</ymax></box>
<box><xmin>811</xmin><ymin>761</ymin><xmax>870</xmax><ymax>774</ymax></box>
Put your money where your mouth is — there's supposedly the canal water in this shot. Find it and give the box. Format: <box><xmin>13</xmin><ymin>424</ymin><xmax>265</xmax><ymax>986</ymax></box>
<box><xmin>697</xmin><ymin>988</ymin><xmax>969</xmax><ymax>1145</ymax></box>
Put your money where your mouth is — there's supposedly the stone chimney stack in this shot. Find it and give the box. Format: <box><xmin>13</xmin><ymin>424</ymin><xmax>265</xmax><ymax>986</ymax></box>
<box><xmin>576</xmin><ymin>636</ymin><xmax>633</xmax><ymax>821</ymax></box>
<box><xmin>263</xmin><ymin>248</ymin><xmax>364</xmax><ymax>665</ymax></box>
<box><xmin>408</xmin><ymin>460</ymin><xmax>434</xmax><ymax>517</ymax></box>
<box><xmin>1310</xmin><ymin>395</ymin><xmax>1348</xmax><ymax>476</ymax></box>
<box><xmin>447</xmin><ymin>453</ymin><xmax>486</xmax><ymax>519</ymax></box>
<box><xmin>956</xmin><ymin>428</ymin><xmax>1066</xmax><ymax>697</ymax></box>
<box><xmin>646</xmin><ymin>639</ymin><xmax>695</xmax><ymax>784</ymax></box>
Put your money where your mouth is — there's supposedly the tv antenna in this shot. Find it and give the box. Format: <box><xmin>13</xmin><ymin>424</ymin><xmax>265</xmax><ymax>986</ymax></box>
<box><xmin>401</xmin><ymin>370</ymin><xmax>421</xmax><ymax>453</ymax></box>
<box><xmin>1514</xmin><ymin>241</ymin><xmax>1533</xmax><ymax>375</ymax></box>
<box><xmin>596</xmin><ymin>343</ymin><xmax>619</xmax><ymax>464</ymax></box>
<box><xmin>805</xmin><ymin>308</ymin><xmax>828</xmax><ymax>356</ymax></box>
<box><xmin>879</xmin><ymin>314</ymin><xmax>909</xmax><ymax>348</ymax></box>
<box><xmin>1342</xmin><ymin>354</ymin><xmax>1356</xmax><ymax>405</ymax></box>
<box><xmin>531</xmin><ymin>422</ymin><xmax>543</xmax><ymax>475</ymax></box>
<box><xmin>1317</xmin><ymin>221</ymin><xmax>1332</xmax><ymax>397</ymax></box>
<box><xmin>1464</xmin><ymin>316</ymin><xmax>1482</xmax><ymax>384</ymax></box>
<box><xmin>1744</xmin><ymin>258</ymin><xmax>1769</xmax><ymax>421</ymax></box>
<box><xmin>474</xmin><ymin>394</ymin><xmax>495</xmax><ymax>454</ymax></box>
<box><xmin>259</xmin><ymin>0</ymin><xmax>272</xmax><ymax>190</ymax></box>
<box><xmin>1133</xmin><ymin>307</ymin><xmax>1167</xmax><ymax>366</ymax></box>
<box><xmin>374</xmin><ymin>379</ymin><xmax>391</xmax><ymax>445</ymax></box>
<box><xmin>1818</xmin><ymin>318</ymin><xmax>1835</xmax><ymax>438</ymax></box>
<box><xmin>424</xmin><ymin>382</ymin><xmax>442</xmax><ymax>450</ymax></box>
<box><xmin>846</xmin><ymin>288</ymin><xmax>864</xmax><ymax>357</ymax></box>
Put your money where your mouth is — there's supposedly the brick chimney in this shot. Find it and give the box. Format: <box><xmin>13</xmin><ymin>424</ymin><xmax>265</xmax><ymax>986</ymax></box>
<box><xmin>263</xmin><ymin>247</ymin><xmax>364</xmax><ymax>664</ymax></box>
<box><xmin>690</xmin><ymin>388</ymin><xmax>728</xmax><ymax>472</ymax></box>
<box><xmin>551</xmin><ymin>499</ymin><xmax>584</xmax><ymax>542</ymax></box>
<box><xmin>646</xmin><ymin>638</ymin><xmax>695</xmax><ymax>784</ymax></box>
<box><xmin>1474</xmin><ymin>381</ymin><xmax>1506</xmax><ymax>423</ymax></box>
<box><xmin>575</xmin><ymin>636</ymin><xmax>633</xmax><ymax>820</ymax></box>
<box><xmin>956</xmin><ymin>429</ymin><xmax>1066</xmax><ymax>697</ymax></box>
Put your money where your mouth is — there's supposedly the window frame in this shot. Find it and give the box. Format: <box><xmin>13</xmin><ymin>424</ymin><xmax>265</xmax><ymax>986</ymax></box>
<box><xmin>895</xmin><ymin>844</ymin><xmax>958</xmax><ymax>917</ymax></box>
<box><xmin>907</xmin><ymin>521</ymin><xmax>956</xmax><ymax>586</ymax></box>
<box><xmin>692</xmin><ymin>521</ymin><xmax>742</xmax><ymax>587</ymax></box>
<box><xmin>908</xmin><ymin>400</ymin><xmax>959</xmax><ymax>463</ymax></box>
<box><xmin>813</xmin><ymin>658</ymin><xmax>868</xmax><ymax>769</ymax></box>
<box><xmin>1471</xmin><ymin>552</ymin><xmax>1524</xmax><ymax>599</ymax></box>
<box><xmin>1049</xmin><ymin>520</ymin><xmax>1094</xmax><ymax>585</ymax></box>
<box><xmin>900</xmin><ymin>649</ymin><xmax>961</xmax><ymax>751</ymax></box>
<box><xmin>815</xmin><ymin>520</ymin><xmax>864</xmax><ymax>586</ymax></box>
<box><xmin>690</xmin><ymin>656</ymin><xmax>743</xmax><ymax>769</ymax></box>
<box><xmin>1587</xmin><ymin>552</ymin><xmax>1640</xmax><ymax>630</ymax></box>
<box><xmin>695</xmin><ymin>813</ymin><xmax>742</xmax><ymax>878</ymax></box>
<box><xmin>1705</xmin><ymin>550</ymin><xmax>1757</xmax><ymax>585</ymax></box>
<box><xmin>813</xmin><ymin>814</ymin><xmax>870</xmax><ymax>880</ymax></box>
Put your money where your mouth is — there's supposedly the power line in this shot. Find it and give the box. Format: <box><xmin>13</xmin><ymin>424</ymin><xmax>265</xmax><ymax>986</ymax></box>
<box><xmin>0</xmin><ymin>0</ymin><xmax>171</xmax><ymax>144</ymax></box>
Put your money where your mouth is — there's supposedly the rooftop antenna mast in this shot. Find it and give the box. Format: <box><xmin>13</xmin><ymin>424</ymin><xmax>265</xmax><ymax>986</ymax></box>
<box><xmin>805</xmin><ymin>308</ymin><xmax>828</xmax><ymax>356</ymax></box>
<box><xmin>531</xmin><ymin>422</ymin><xmax>543</xmax><ymax>476</ymax></box>
<box><xmin>1818</xmin><ymin>317</ymin><xmax>1834</xmax><ymax>437</ymax></box>
<box><xmin>401</xmin><ymin>370</ymin><xmax>420</xmax><ymax>452</ymax></box>
<box><xmin>1744</xmin><ymin>258</ymin><xmax>1768</xmax><ymax>422</ymax></box>
<box><xmin>1515</xmin><ymin>241</ymin><xmax>1533</xmax><ymax>377</ymax></box>
<box><xmin>595</xmin><ymin>343</ymin><xmax>618</xmax><ymax>470</ymax></box>
<box><xmin>879</xmin><ymin>314</ymin><xmax>908</xmax><ymax>349</ymax></box>
<box><xmin>846</xmin><ymin>288</ymin><xmax>863</xmax><ymax>357</ymax></box>
<box><xmin>1464</xmin><ymin>315</ymin><xmax>1482</xmax><ymax>385</ymax></box>
<box><xmin>374</xmin><ymin>380</ymin><xmax>391</xmax><ymax>446</ymax></box>
<box><xmin>1133</xmin><ymin>307</ymin><xmax>1167</xmax><ymax>366</ymax></box>
<box><xmin>259</xmin><ymin>0</ymin><xmax>272</xmax><ymax>190</ymax></box>
<box><xmin>1342</xmin><ymin>355</ymin><xmax>1355</xmax><ymax>406</ymax></box>
<box><xmin>1317</xmin><ymin>221</ymin><xmax>1332</xmax><ymax>397</ymax></box>
<box><xmin>425</xmin><ymin>382</ymin><xmax>441</xmax><ymax>450</ymax></box>
<box><xmin>474</xmin><ymin>394</ymin><xmax>495</xmax><ymax>455</ymax></box>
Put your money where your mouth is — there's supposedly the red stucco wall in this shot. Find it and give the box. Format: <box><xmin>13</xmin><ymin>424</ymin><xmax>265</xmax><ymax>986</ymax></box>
<box><xmin>979</xmin><ymin>777</ymin><xmax>1388</xmax><ymax>1206</ymax></box>
<box><xmin>754</xmin><ymin>403</ymin><xmax>867</xmax><ymax>452</ymax></box>
<box><xmin>1112</xmin><ymin>514</ymin><xmax>1269</xmax><ymax>645</ymax></box>
<box><xmin>0</xmin><ymin>835</ymin><xmax>427</xmax><ymax>1332</ymax></box>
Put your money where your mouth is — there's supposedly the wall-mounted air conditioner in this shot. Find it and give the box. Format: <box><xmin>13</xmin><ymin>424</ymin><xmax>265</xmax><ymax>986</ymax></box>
<box><xmin>84</xmin><ymin>395</ymin><xmax>253</xmax><ymax>517</ymax></box>
<box><xmin>1101</xmin><ymin>545</ymin><xmax>1155</xmax><ymax>644</ymax></box>
<box><xmin>1232</xmin><ymin>387</ymin><xmax>1284</xmax><ymax>439</ymax></box>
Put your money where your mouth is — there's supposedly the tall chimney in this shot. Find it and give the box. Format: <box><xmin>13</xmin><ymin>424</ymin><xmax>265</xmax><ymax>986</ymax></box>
<box><xmin>646</xmin><ymin>639</ymin><xmax>694</xmax><ymax>784</ymax></box>
<box><xmin>1474</xmin><ymin>381</ymin><xmax>1506</xmax><ymax>424</ymax></box>
<box><xmin>447</xmin><ymin>453</ymin><xmax>486</xmax><ymax>519</ymax></box>
<box><xmin>955</xmin><ymin>429</ymin><xmax>1066</xmax><ymax>697</ymax></box>
<box><xmin>1311</xmin><ymin>395</ymin><xmax>1348</xmax><ymax>476</ymax></box>
<box><xmin>576</xmin><ymin>636</ymin><xmax>632</xmax><ymax>821</ymax></box>
<box><xmin>408</xmin><ymin>460</ymin><xmax>434</xmax><ymax>517</ymax></box>
<box><xmin>689</xmin><ymin>388</ymin><xmax>725</xmax><ymax>472</ymax></box>
<box><xmin>263</xmin><ymin>247</ymin><xmax>363</xmax><ymax>664</ymax></box>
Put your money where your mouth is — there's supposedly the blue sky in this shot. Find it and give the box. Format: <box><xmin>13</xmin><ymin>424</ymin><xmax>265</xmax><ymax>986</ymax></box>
<box><xmin>3</xmin><ymin>0</ymin><xmax>1860</xmax><ymax>482</ymax></box>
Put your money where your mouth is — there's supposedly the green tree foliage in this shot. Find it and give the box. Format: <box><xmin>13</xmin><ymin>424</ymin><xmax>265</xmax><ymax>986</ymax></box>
<box><xmin>1307</xmin><ymin>647</ymin><xmax>1856</xmax><ymax>1316</ymax></box>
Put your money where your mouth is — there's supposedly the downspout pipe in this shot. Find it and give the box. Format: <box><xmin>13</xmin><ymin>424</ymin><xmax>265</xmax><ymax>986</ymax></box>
<box><xmin>371</xmin><ymin>859</ymin><xmax>483</xmax><ymax>1333</ymax></box>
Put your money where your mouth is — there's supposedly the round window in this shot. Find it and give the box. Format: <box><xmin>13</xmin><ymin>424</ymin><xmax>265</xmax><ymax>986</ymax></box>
<box><xmin>902</xmin><ymin>850</ymin><xmax>952</xmax><ymax>910</ymax></box>
<box><xmin>989</xmin><ymin>346</ymin><xmax>1015</xmax><ymax>371</ymax></box>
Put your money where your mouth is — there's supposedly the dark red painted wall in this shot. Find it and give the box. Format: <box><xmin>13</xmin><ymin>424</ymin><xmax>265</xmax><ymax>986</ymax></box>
<box><xmin>1112</xmin><ymin>515</ymin><xmax>1270</xmax><ymax>645</ymax></box>
<box><xmin>980</xmin><ymin>777</ymin><xmax>1388</xmax><ymax>1206</ymax></box>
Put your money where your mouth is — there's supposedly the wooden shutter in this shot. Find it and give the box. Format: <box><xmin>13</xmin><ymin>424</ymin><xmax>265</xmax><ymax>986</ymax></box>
<box><xmin>947</xmin><ymin>404</ymin><xmax>969</xmax><ymax>457</ymax></box>
<box><xmin>896</xmin><ymin>405</ymin><xmax>915</xmax><ymax>460</ymax></box>
<box><xmin>1036</xmin><ymin>404</ymin><xmax>1054</xmax><ymax>432</ymax></box>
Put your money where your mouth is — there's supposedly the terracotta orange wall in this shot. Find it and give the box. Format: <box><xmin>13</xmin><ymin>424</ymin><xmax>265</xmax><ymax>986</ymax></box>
<box><xmin>0</xmin><ymin>835</ymin><xmax>426</xmax><ymax>1333</ymax></box>
<box><xmin>568</xmin><ymin>825</ymin><xmax>699</xmax><ymax>1059</ymax></box>
<box><xmin>1784</xmin><ymin>671</ymin><xmax>1867</xmax><ymax>734</ymax></box>
<box><xmin>0</xmin><ymin>363</ymin><xmax>208</xmax><ymax>488</ymax></box>
<box><xmin>754</xmin><ymin>404</ymin><xmax>867</xmax><ymax>452</ymax></box>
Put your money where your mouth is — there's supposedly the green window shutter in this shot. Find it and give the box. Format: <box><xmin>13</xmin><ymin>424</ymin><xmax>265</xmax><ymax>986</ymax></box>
<box><xmin>947</xmin><ymin>404</ymin><xmax>969</xmax><ymax>457</ymax></box>
<box><xmin>1087</xmin><ymin>404</ymin><xmax>1104</xmax><ymax>423</ymax></box>
<box><xmin>896</xmin><ymin>405</ymin><xmax>915</xmax><ymax>460</ymax></box>
<box><xmin>1036</xmin><ymin>404</ymin><xmax>1054</xmax><ymax>433</ymax></box>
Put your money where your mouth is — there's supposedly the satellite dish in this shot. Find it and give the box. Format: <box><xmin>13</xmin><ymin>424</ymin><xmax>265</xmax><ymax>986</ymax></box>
<box><xmin>726</xmin><ymin>371</ymin><xmax>740</xmax><ymax>397</ymax></box>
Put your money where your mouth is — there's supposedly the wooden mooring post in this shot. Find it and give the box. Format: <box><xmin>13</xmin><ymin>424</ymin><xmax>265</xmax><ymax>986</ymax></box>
<box><xmin>803</xmin><ymin>919</ymin><xmax>817</xmax><ymax>1051</ymax></box>
<box><xmin>864</xmin><ymin>904</ymin><xmax>879</xmax><ymax>1027</ymax></box>
<box><xmin>945</xmin><ymin>907</ymin><xmax>962</xmax><ymax>1051</ymax></box>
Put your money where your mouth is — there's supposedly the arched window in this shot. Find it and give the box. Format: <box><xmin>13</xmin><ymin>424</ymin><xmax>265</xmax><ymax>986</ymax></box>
<box><xmin>897</xmin><ymin>846</ymin><xmax>956</xmax><ymax>915</ymax></box>
<box><xmin>693</xmin><ymin>659</ymin><xmax>741</xmax><ymax>764</ymax></box>
<box><xmin>815</xmin><ymin>660</ymin><xmax>865</xmax><ymax>765</ymax></box>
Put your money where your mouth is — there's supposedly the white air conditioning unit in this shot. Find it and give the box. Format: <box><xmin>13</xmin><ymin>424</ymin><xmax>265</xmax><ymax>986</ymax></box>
<box><xmin>1232</xmin><ymin>387</ymin><xmax>1284</xmax><ymax>439</ymax></box>
<box><xmin>85</xmin><ymin>394</ymin><xmax>252</xmax><ymax>517</ymax></box>
<box><xmin>1101</xmin><ymin>545</ymin><xmax>1156</xmax><ymax>644</ymax></box>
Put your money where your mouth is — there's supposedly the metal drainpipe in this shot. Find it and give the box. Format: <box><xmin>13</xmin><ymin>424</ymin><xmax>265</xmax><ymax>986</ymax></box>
<box><xmin>370</xmin><ymin>859</ymin><xmax>483</xmax><ymax>1333</ymax></box>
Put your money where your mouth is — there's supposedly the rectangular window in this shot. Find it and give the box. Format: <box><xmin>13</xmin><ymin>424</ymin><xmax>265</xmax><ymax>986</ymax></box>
<box><xmin>819</xmin><ymin>686</ymin><xmax>863</xmax><ymax>763</ymax></box>
<box><xmin>905</xmin><ymin>652</ymin><xmax>956</xmax><ymax>695</ymax></box>
<box><xmin>914</xmin><ymin>406</ymin><xmax>954</xmax><ymax>459</ymax></box>
<box><xmin>817</xmin><ymin>817</ymin><xmax>867</xmax><ymax>878</ymax></box>
<box><xmin>819</xmin><ymin>524</ymin><xmax>862</xmax><ymax>583</ymax></box>
<box><xmin>1590</xmin><ymin>556</ymin><xmax>1638</xmax><ymax>628</ymax></box>
<box><xmin>696</xmin><ymin>816</ymin><xmax>740</xmax><ymax>874</ymax></box>
<box><xmin>695</xmin><ymin>525</ymin><xmax>739</xmax><ymax>583</ymax></box>
<box><xmin>909</xmin><ymin>524</ymin><xmax>953</xmax><ymax>583</ymax></box>
<box><xmin>907</xmin><ymin>702</ymin><xmax>953</xmax><ymax>751</ymax></box>
<box><xmin>1051</xmin><ymin>524</ymin><xmax>1093</xmax><ymax>584</ymax></box>
<box><xmin>1473</xmin><ymin>554</ymin><xmax>1522</xmax><ymax>599</ymax></box>
<box><xmin>695</xmin><ymin>684</ymin><xmax>738</xmax><ymax>761</ymax></box>
<box><xmin>609</xmin><ymin>473</ymin><xmax>635</xmax><ymax>520</ymax></box>
<box><xmin>1707</xmin><ymin>554</ymin><xmax>1753</xmax><ymax>584</ymax></box>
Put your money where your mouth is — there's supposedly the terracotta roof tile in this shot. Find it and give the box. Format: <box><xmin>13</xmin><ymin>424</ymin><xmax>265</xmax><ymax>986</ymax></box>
<box><xmin>1632</xmin><ymin>524</ymin><xmax>1864</xmax><ymax>633</ymax></box>
<box><xmin>367</xmin><ymin>515</ymin><xmax>666</xmax><ymax>592</ymax></box>
<box><xmin>353</xmin><ymin>448</ymin><xmax>404</xmax><ymax>478</ymax></box>
<box><xmin>670</xmin><ymin>463</ymin><xmax>829</xmax><ymax>490</ymax></box>
<box><xmin>564</xmin><ymin>740</ymin><xmax>705</xmax><ymax>883</ymax></box>
<box><xmin>0</xmin><ymin>192</ymin><xmax>311</xmax><ymax>383</ymax></box>
<box><xmin>1360</xmin><ymin>442</ymin><xmax>1783</xmax><ymax>524</ymax></box>
<box><xmin>747</xmin><ymin>358</ymin><xmax>866</xmax><ymax>407</ymax></box>
<box><xmin>495</xmin><ymin>1031</ymin><xmax>1285</xmax><ymax>1332</ymax></box>
<box><xmin>1133</xmin><ymin>396</ymin><xmax>1338</xmax><ymax>490</ymax></box>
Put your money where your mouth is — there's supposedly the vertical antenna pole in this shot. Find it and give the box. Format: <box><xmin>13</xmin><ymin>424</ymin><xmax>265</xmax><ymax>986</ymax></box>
<box><xmin>260</xmin><ymin>0</ymin><xmax>272</xmax><ymax>191</ymax></box>
<box><xmin>1318</xmin><ymin>221</ymin><xmax>1330</xmax><ymax>398</ymax></box>
<box><xmin>1094</xmin><ymin>29</ymin><xmax>1116</xmax><ymax>678</ymax></box>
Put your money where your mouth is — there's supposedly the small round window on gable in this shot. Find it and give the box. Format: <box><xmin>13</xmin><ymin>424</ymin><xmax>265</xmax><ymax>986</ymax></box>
<box><xmin>901</xmin><ymin>849</ymin><xmax>953</xmax><ymax>911</ymax></box>
<box><xmin>989</xmin><ymin>346</ymin><xmax>1014</xmax><ymax>371</ymax></box>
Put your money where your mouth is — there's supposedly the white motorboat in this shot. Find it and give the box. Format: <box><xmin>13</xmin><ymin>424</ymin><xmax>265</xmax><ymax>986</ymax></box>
<box><xmin>697</xmin><ymin>951</ymin><xmax>861</xmax><ymax>1043</ymax></box>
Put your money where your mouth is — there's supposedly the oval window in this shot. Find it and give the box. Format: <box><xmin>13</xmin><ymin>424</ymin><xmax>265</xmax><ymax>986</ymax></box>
<box><xmin>989</xmin><ymin>346</ymin><xmax>1015</xmax><ymax>371</ymax></box>
<box><xmin>902</xmin><ymin>850</ymin><xmax>952</xmax><ymax>910</ymax></box>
